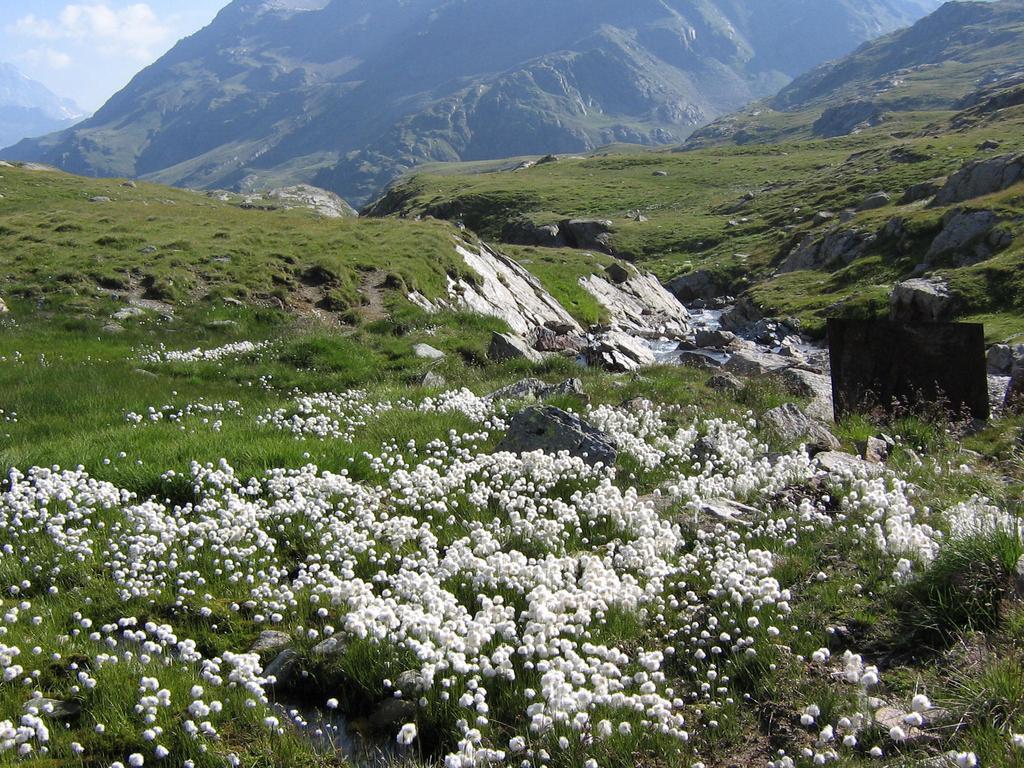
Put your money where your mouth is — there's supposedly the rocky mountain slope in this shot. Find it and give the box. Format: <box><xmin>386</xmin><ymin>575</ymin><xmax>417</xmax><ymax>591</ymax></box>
<box><xmin>685</xmin><ymin>0</ymin><xmax>1024</xmax><ymax>148</ymax></box>
<box><xmin>0</xmin><ymin>63</ymin><xmax>83</xmax><ymax>150</ymax></box>
<box><xmin>2</xmin><ymin>0</ymin><xmax>940</xmax><ymax>205</ymax></box>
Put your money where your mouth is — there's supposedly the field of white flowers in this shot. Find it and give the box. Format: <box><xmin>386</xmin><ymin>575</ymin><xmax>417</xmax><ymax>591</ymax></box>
<box><xmin>2</xmin><ymin>337</ymin><xmax>1023</xmax><ymax>768</ymax></box>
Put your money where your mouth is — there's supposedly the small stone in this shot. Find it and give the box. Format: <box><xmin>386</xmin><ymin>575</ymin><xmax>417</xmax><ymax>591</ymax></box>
<box><xmin>861</xmin><ymin>436</ymin><xmax>890</xmax><ymax>464</ymax></box>
<box><xmin>708</xmin><ymin>372</ymin><xmax>743</xmax><ymax>392</ymax></box>
<box><xmin>113</xmin><ymin>306</ymin><xmax>146</xmax><ymax>321</ymax></box>
<box><xmin>250</xmin><ymin>630</ymin><xmax>292</xmax><ymax>654</ymax></box>
<box><xmin>121</xmin><ymin>180</ymin><xmax>137</xmax><ymax>188</ymax></box>
<box><xmin>815</xmin><ymin>451</ymin><xmax>885</xmax><ymax>477</ymax></box>
<box><xmin>412</xmin><ymin>343</ymin><xmax>445</xmax><ymax>360</ymax></box>
<box><xmin>311</xmin><ymin>637</ymin><xmax>347</xmax><ymax>656</ymax></box>
<box><xmin>859</xmin><ymin>191</ymin><xmax>891</xmax><ymax>211</ymax></box>
<box><xmin>489</xmin><ymin>332</ymin><xmax>542</xmax><ymax>364</ymax></box>
<box><xmin>694</xmin><ymin>329</ymin><xmax>737</xmax><ymax>348</ymax></box>
<box><xmin>420</xmin><ymin>370</ymin><xmax>447</xmax><ymax>388</ymax></box>
<box><xmin>264</xmin><ymin>649</ymin><xmax>300</xmax><ymax>689</ymax></box>
<box><xmin>89</xmin><ymin>196</ymin><xmax>111</xmax><ymax>203</ymax></box>
<box><xmin>102</xmin><ymin>323</ymin><xmax>125</xmax><ymax>334</ymax></box>
<box><xmin>23</xmin><ymin>698</ymin><xmax>81</xmax><ymax>720</ymax></box>
<box><xmin>652</xmin><ymin>170</ymin><xmax>669</xmax><ymax>177</ymax></box>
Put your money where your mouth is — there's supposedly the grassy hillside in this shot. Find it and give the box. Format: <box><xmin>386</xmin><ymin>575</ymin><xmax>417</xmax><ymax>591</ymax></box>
<box><xmin>366</xmin><ymin>99</ymin><xmax>1024</xmax><ymax>341</ymax></box>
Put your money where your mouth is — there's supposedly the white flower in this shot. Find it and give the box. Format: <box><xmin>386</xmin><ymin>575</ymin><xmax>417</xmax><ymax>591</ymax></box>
<box><xmin>397</xmin><ymin>723</ymin><xmax>417</xmax><ymax>746</ymax></box>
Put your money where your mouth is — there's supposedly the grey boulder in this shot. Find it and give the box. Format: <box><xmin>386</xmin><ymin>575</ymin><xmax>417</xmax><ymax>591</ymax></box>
<box><xmin>933</xmin><ymin>153</ymin><xmax>1024</xmax><ymax>205</ymax></box>
<box><xmin>763</xmin><ymin>403</ymin><xmax>841</xmax><ymax>454</ymax></box>
<box><xmin>889</xmin><ymin>279</ymin><xmax>957</xmax><ymax>323</ymax></box>
<box><xmin>413</xmin><ymin>343</ymin><xmax>445</xmax><ymax>360</ymax></box>
<box><xmin>496</xmin><ymin>406</ymin><xmax>617</xmax><ymax>467</ymax></box>
<box><xmin>489</xmin><ymin>332</ymin><xmax>542</xmax><ymax>364</ymax></box>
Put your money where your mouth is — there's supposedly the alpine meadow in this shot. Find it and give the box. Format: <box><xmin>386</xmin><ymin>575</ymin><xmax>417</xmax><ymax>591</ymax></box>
<box><xmin>1</xmin><ymin>2</ymin><xmax>1024</xmax><ymax>768</ymax></box>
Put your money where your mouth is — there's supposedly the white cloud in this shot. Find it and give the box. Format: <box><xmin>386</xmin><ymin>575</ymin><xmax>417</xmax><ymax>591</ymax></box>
<box><xmin>17</xmin><ymin>47</ymin><xmax>75</xmax><ymax>71</ymax></box>
<box><xmin>12</xmin><ymin>3</ymin><xmax>172</xmax><ymax>62</ymax></box>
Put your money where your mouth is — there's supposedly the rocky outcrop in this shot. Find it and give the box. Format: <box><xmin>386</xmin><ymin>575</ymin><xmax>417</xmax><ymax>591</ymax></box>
<box><xmin>264</xmin><ymin>185</ymin><xmax>358</xmax><ymax>218</ymax></box>
<box><xmin>932</xmin><ymin>153</ymin><xmax>1024</xmax><ymax>205</ymax></box>
<box><xmin>779</xmin><ymin>227</ymin><xmax>876</xmax><ymax>273</ymax></box>
<box><xmin>503</xmin><ymin>218</ymin><xmax>566</xmax><ymax>248</ymax></box>
<box><xmin>889</xmin><ymin>278</ymin><xmax>957</xmax><ymax>323</ymax></box>
<box><xmin>925</xmin><ymin>209</ymin><xmax>1012</xmax><ymax>266</ymax></box>
<box><xmin>812</xmin><ymin>100</ymin><xmax>884</xmax><ymax>138</ymax></box>
<box><xmin>665</xmin><ymin>270</ymin><xmax>728</xmax><ymax>303</ymax></box>
<box><xmin>778</xmin><ymin>368</ymin><xmax>835</xmax><ymax>422</ymax></box>
<box><xmin>585</xmin><ymin>330</ymin><xmax>656</xmax><ymax>372</ymax></box>
<box><xmin>562</xmin><ymin>219</ymin><xmax>615</xmax><ymax>252</ymax></box>
<box><xmin>496</xmin><ymin>406</ymin><xmax>617</xmax><ymax>467</ymax></box>
<box><xmin>579</xmin><ymin>264</ymin><xmax>690</xmax><ymax>338</ymax></box>
<box><xmin>719</xmin><ymin>298</ymin><xmax>763</xmax><ymax>334</ymax></box>
<box><xmin>489</xmin><ymin>332</ymin><xmax>543</xmax><ymax>363</ymax></box>
<box><xmin>417</xmin><ymin>241</ymin><xmax>582</xmax><ymax>337</ymax></box>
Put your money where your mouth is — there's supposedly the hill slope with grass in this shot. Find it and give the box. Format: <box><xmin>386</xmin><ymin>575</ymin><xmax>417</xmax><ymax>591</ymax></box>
<box><xmin>1</xmin><ymin>0</ymin><xmax>940</xmax><ymax>206</ymax></box>
<box><xmin>365</xmin><ymin>1</ymin><xmax>1024</xmax><ymax>344</ymax></box>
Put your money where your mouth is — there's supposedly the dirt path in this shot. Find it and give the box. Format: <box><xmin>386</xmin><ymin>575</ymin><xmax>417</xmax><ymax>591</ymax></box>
<box><xmin>358</xmin><ymin>269</ymin><xmax>390</xmax><ymax>322</ymax></box>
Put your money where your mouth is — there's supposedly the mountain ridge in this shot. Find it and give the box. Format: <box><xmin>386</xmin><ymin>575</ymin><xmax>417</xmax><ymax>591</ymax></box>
<box><xmin>3</xmin><ymin>0</ymin><xmax>941</xmax><ymax>205</ymax></box>
<box><xmin>0</xmin><ymin>63</ymin><xmax>84</xmax><ymax>150</ymax></box>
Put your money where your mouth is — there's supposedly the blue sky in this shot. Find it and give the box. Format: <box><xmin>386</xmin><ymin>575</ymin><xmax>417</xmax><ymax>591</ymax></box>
<box><xmin>2</xmin><ymin>1</ymin><xmax>229</xmax><ymax>111</ymax></box>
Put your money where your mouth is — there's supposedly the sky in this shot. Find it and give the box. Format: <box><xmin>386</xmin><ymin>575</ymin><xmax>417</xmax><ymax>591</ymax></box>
<box><xmin>2</xmin><ymin>0</ymin><xmax>229</xmax><ymax>112</ymax></box>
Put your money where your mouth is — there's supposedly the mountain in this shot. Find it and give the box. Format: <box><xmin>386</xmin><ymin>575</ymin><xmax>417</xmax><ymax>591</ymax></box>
<box><xmin>0</xmin><ymin>64</ymin><xmax>84</xmax><ymax>150</ymax></box>
<box><xmin>2</xmin><ymin>0</ymin><xmax>941</xmax><ymax>206</ymax></box>
<box><xmin>685</xmin><ymin>0</ymin><xmax>1024</xmax><ymax>148</ymax></box>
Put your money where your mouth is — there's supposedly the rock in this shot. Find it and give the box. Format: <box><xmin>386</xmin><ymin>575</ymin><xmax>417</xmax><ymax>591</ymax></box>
<box><xmin>1006</xmin><ymin>360</ymin><xmax>1024</xmax><ymax>410</ymax></box>
<box><xmin>652</xmin><ymin>170</ymin><xmax>669</xmax><ymax>177</ymax></box>
<box><xmin>604</xmin><ymin>262</ymin><xmax>631</xmax><ymax>284</ymax></box>
<box><xmin>367</xmin><ymin>699</ymin><xmax>416</xmax><ymax>731</ymax></box>
<box><xmin>860</xmin><ymin>436</ymin><xmax>890</xmax><ymax>464</ymax></box>
<box><xmin>900</xmin><ymin>179</ymin><xmax>944</xmax><ymax>205</ymax></box>
<box><xmin>815</xmin><ymin>451</ymin><xmax>884</xmax><ymax>477</ymax></box>
<box><xmin>486</xmin><ymin>378</ymin><xmax>583</xmax><ymax>402</ymax></box>
<box><xmin>102</xmin><ymin>323</ymin><xmax>125</xmax><ymax>334</ymax></box>
<box><xmin>264</xmin><ymin>649</ymin><xmax>300</xmax><ymax>689</ymax></box>
<box><xmin>986</xmin><ymin>344</ymin><xmax>1018</xmax><ymax>375</ymax></box>
<box><xmin>251</xmin><ymin>630</ymin><xmax>292</xmax><ymax>654</ymax></box>
<box><xmin>719</xmin><ymin>298</ymin><xmax>763</xmax><ymax>334</ymax></box>
<box><xmin>723</xmin><ymin>348</ymin><xmax>793</xmax><ymax>377</ymax></box>
<box><xmin>496</xmin><ymin>406</ymin><xmax>617</xmax><ymax>467</ymax></box>
<box><xmin>89</xmin><ymin>196</ymin><xmax>111</xmax><ymax>203</ymax></box>
<box><xmin>23</xmin><ymin>698</ymin><xmax>81</xmax><ymax>720</ymax></box>
<box><xmin>265</xmin><ymin>185</ymin><xmax>358</xmax><ymax>218</ymax></box>
<box><xmin>694</xmin><ymin>329</ymin><xmax>737</xmax><ymax>348</ymax></box>
<box><xmin>708</xmin><ymin>372</ymin><xmax>743</xmax><ymax>392</ymax></box>
<box><xmin>0</xmin><ymin>298</ymin><xmax>7</xmax><ymax>314</ymax></box>
<box><xmin>978</xmin><ymin>139</ymin><xmax>1001</xmax><ymax>151</ymax></box>
<box><xmin>933</xmin><ymin>152</ymin><xmax>1024</xmax><ymax>205</ymax></box>
<box><xmin>489</xmin><ymin>332</ymin><xmax>543</xmax><ymax>364</ymax></box>
<box><xmin>813</xmin><ymin>211</ymin><xmax>835</xmax><ymax>226</ymax></box>
<box><xmin>778</xmin><ymin>368</ymin><xmax>834</xmax><ymax>422</ymax></box>
<box><xmin>443</xmin><ymin>243</ymin><xmax>583</xmax><ymax>337</ymax></box>
<box><xmin>873</xmin><ymin>706</ymin><xmax>929</xmax><ymax>745</ymax></box>
<box><xmin>420</xmin><ymin>370</ymin><xmax>447</xmax><ymax>388</ymax></box>
<box><xmin>121</xmin><ymin>180</ymin><xmax>137</xmax><ymax>188</ymax></box>
<box><xmin>813</xmin><ymin>100</ymin><xmax>883</xmax><ymax>138</ymax></box>
<box><xmin>531</xmin><ymin>327</ymin><xmax>585</xmax><ymax>354</ymax></box>
<box><xmin>627</xmin><ymin>209</ymin><xmax>649</xmax><ymax>223</ymax></box>
<box><xmin>780</xmin><ymin>228</ymin><xmax>876</xmax><ymax>273</ymax></box>
<box><xmin>311</xmin><ymin>636</ymin><xmax>347</xmax><ymax>656</ymax></box>
<box><xmin>889</xmin><ymin>278</ymin><xmax>957</xmax><ymax>323</ymax></box>
<box><xmin>586</xmin><ymin>330</ymin><xmax>656</xmax><ymax>372</ymax></box>
<box><xmin>679</xmin><ymin>351</ymin><xmax>724</xmax><ymax>369</ymax></box>
<box><xmin>763</xmin><ymin>404</ymin><xmax>841</xmax><ymax>454</ymax></box>
<box><xmin>665</xmin><ymin>270</ymin><xmax>727</xmax><ymax>303</ymax></box>
<box><xmin>694</xmin><ymin>499</ymin><xmax>756</xmax><ymax>527</ymax></box>
<box><xmin>859</xmin><ymin>191</ymin><xmax>891</xmax><ymax>211</ymax></box>
<box><xmin>579</xmin><ymin>268</ymin><xmax>690</xmax><ymax>338</ymax></box>
<box><xmin>395</xmin><ymin>670</ymin><xmax>425</xmax><ymax>694</ymax></box>
<box><xmin>503</xmin><ymin>219</ymin><xmax>566</xmax><ymax>248</ymax></box>
<box><xmin>207</xmin><ymin>319</ymin><xmax>238</xmax><ymax>329</ymax></box>
<box><xmin>926</xmin><ymin>209</ymin><xmax>1010</xmax><ymax>266</ymax></box>
<box><xmin>561</xmin><ymin>218</ymin><xmax>615</xmax><ymax>252</ymax></box>
<box><xmin>113</xmin><ymin>306</ymin><xmax>146</xmax><ymax>321</ymax></box>
<box><xmin>139</xmin><ymin>245</ymin><xmax>158</xmax><ymax>254</ymax></box>
<box><xmin>1014</xmin><ymin>554</ymin><xmax>1024</xmax><ymax>599</ymax></box>
<box><xmin>413</xmin><ymin>343</ymin><xmax>445</xmax><ymax>361</ymax></box>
